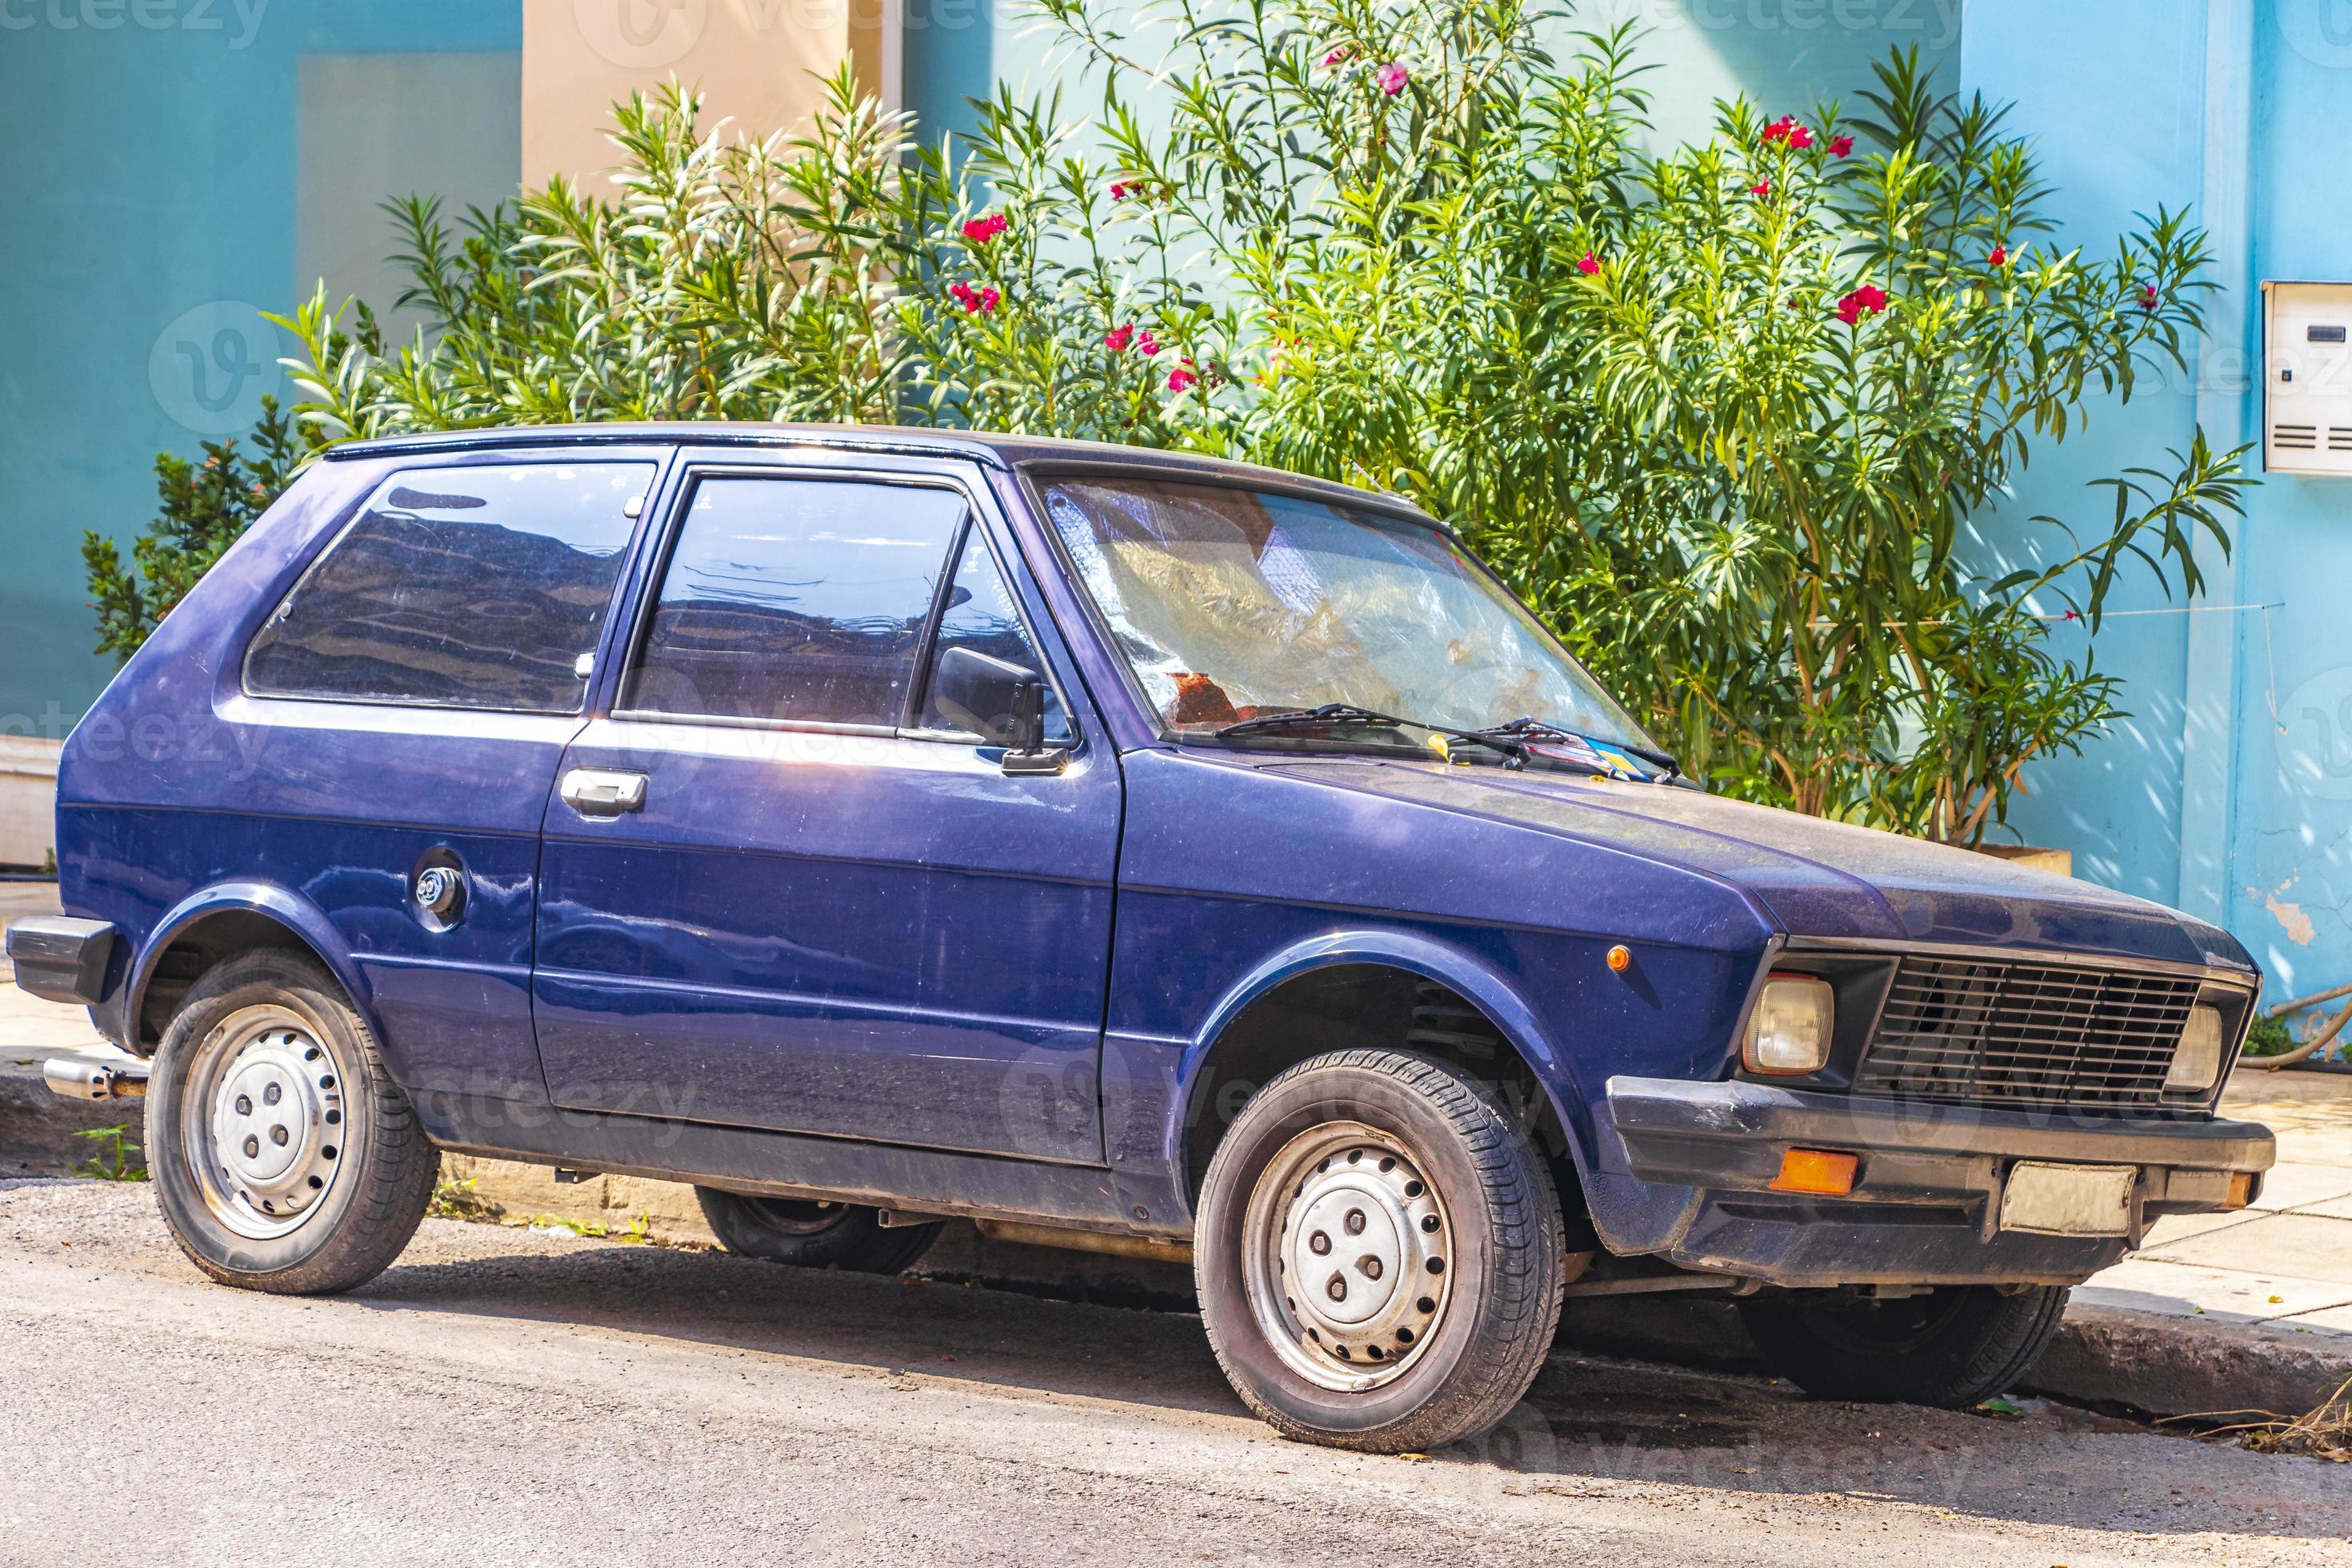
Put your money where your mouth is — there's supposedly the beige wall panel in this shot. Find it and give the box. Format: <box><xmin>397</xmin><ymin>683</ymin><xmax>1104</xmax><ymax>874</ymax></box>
<box><xmin>525</xmin><ymin>0</ymin><xmax>866</xmax><ymax>186</ymax></box>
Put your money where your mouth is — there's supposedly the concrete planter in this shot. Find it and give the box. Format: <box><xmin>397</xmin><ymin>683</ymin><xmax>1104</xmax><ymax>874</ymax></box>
<box><xmin>0</xmin><ymin>738</ymin><xmax>59</xmax><ymax>871</ymax></box>
<box><xmin>1971</xmin><ymin>842</ymin><xmax>2074</xmax><ymax>878</ymax></box>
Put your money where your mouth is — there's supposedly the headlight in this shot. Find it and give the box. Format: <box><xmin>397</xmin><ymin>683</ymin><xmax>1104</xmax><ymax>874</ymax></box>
<box><xmin>1743</xmin><ymin>974</ymin><xmax>1835</xmax><ymax>1075</ymax></box>
<box><xmin>2165</xmin><ymin>1004</ymin><xmax>2226</xmax><ymax>1094</ymax></box>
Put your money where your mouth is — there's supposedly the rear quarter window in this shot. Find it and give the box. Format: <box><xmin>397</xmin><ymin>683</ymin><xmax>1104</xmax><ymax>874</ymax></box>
<box><xmin>245</xmin><ymin>462</ymin><xmax>652</xmax><ymax>713</ymax></box>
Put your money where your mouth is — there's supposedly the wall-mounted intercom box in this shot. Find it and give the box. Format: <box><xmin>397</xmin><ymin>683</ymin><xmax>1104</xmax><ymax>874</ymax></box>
<box><xmin>2264</xmin><ymin>281</ymin><xmax>2352</xmax><ymax>474</ymax></box>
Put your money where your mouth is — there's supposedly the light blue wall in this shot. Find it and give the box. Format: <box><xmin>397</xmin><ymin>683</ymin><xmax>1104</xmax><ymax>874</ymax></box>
<box><xmin>1971</xmin><ymin>0</ymin><xmax>2352</xmax><ymax>994</ymax></box>
<box><xmin>0</xmin><ymin>0</ymin><xmax>519</xmax><ymax>743</ymax></box>
<box><xmin>907</xmin><ymin>0</ymin><xmax>1961</xmax><ymax>153</ymax></box>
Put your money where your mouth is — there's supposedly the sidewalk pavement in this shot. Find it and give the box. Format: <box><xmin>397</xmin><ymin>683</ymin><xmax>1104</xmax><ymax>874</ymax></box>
<box><xmin>5</xmin><ymin>884</ymin><xmax>2348</xmax><ymax>1416</ymax></box>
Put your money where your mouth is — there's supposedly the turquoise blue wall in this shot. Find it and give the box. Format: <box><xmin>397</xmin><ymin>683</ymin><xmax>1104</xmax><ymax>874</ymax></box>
<box><xmin>0</xmin><ymin>0</ymin><xmax>519</xmax><ymax>742</ymax></box>
<box><xmin>1970</xmin><ymin>1</ymin><xmax>2352</xmax><ymax>996</ymax></box>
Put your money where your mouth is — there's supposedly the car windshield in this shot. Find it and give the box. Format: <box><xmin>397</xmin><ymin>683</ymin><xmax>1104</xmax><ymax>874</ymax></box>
<box><xmin>1036</xmin><ymin>475</ymin><xmax>1655</xmax><ymax>753</ymax></box>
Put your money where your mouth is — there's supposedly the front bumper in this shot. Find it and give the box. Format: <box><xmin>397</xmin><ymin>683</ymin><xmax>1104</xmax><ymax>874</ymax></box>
<box><xmin>1602</xmin><ymin>1075</ymin><xmax>2276</xmax><ymax>1288</ymax></box>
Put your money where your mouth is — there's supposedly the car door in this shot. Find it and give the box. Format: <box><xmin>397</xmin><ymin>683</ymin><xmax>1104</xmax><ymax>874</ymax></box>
<box><xmin>530</xmin><ymin>453</ymin><xmax>1121</xmax><ymax>1163</ymax></box>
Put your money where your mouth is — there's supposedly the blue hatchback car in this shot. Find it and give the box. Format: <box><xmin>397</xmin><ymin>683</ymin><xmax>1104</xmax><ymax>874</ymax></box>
<box><xmin>16</xmin><ymin>426</ymin><xmax>2276</xmax><ymax>1451</ymax></box>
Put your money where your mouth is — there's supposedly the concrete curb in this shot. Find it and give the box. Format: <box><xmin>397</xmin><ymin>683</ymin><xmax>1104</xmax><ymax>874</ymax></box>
<box><xmin>0</xmin><ymin>1071</ymin><xmax>142</xmax><ymax>1177</ymax></box>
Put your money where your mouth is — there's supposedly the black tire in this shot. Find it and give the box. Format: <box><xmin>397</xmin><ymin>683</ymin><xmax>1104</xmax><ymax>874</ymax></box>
<box><xmin>148</xmin><ymin>947</ymin><xmax>439</xmax><ymax>1295</ymax></box>
<box><xmin>1194</xmin><ymin>1049</ymin><xmax>1566</xmax><ymax>1454</ymax></box>
<box><xmin>1738</xmin><ymin>1284</ymin><xmax>2070</xmax><ymax>1406</ymax></box>
<box><xmin>695</xmin><ymin>1188</ymin><xmax>943</xmax><ymax>1274</ymax></box>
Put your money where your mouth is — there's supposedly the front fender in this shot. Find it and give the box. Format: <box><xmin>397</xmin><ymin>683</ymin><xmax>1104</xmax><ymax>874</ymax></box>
<box><xmin>1166</xmin><ymin>926</ymin><xmax>1588</xmax><ymax>1186</ymax></box>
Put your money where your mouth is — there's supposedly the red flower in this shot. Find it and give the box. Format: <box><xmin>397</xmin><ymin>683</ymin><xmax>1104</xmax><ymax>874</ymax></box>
<box><xmin>1322</xmin><ymin>46</ymin><xmax>1352</xmax><ymax>66</ymax></box>
<box><xmin>1788</xmin><ymin>124</ymin><xmax>1814</xmax><ymax>150</ymax></box>
<box><xmin>1834</xmin><ymin>284</ymin><xmax>1889</xmax><ymax>326</ymax></box>
<box><xmin>1110</xmin><ymin>181</ymin><xmax>1133</xmax><ymax>200</ymax></box>
<box><xmin>960</xmin><ymin>213</ymin><xmax>1009</xmax><ymax>246</ymax></box>
<box><xmin>1762</xmin><ymin>114</ymin><xmax>1795</xmax><ymax>144</ymax></box>
<box><xmin>1169</xmin><ymin>366</ymin><xmax>1198</xmax><ymax>393</ymax></box>
<box><xmin>1375</xmin><ymin>62</ymin><xmax>1409</xmax><ymax>95</ymax></box>
<box><xmin>948</xmin><ymin>282</ymin><xmax>978</xmax><ymax>310</ymax></box>
<box><xmin>1104</xmin><ymin>323</ymin><xmax>1135</xmax><ymax>352</ymax></box>
<box><xmin>980</xmin><ymin>286</ymin><xmax>1000</xmax><ymax>312</ymax></box>
<box><xmin>1578</xmin><ymin>250</ymin><xmax>1601</xmax><ymax>275</ymax></box>
<box><xmin>1750</xmin><ymin>180</ymin><xmax>1771</xmax><ymax>199</ymax></box>
<box><xmin>1828</xmin><ymin>134</ymin><xmax>1854</xmax><ymax>158</ymax></box>
<box><xmin>1138</xmin><ymin>330</ymin><xmax>1162</xmax><ymax>356</ymax></box>
<box><xmin>2140</xmin><ymin>282</ymin><xmax>2161</xmax><ymax>310</ymax></box>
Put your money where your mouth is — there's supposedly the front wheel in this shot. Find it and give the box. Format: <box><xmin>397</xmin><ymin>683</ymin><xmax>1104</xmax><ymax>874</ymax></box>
<box><xmin>694</xmin><ymin>1188</ymin><xmax>942</xmax><ymax>1274</ymax></box>
<box><xmin>1738</xmin><ymin>1284</ymin><xmax>2070</xmax><ymax>1407</ymax></box>
<box><xmin>149</xmin><ymin>948</ymin><xmax>440</xmax><ymax>1294</ymax></box>
<box><xmin>1194</xmin><ymin>1050</ymin><xmax>1566</xmax><ymax>1453</ymax></box>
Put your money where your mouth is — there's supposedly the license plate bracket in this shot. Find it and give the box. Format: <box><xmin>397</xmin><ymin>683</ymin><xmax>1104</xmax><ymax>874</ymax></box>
<box><xmin>1999</xmin><ymin>1162</ymin><xmax>2137</xmax><ymax>1238</ymax></box>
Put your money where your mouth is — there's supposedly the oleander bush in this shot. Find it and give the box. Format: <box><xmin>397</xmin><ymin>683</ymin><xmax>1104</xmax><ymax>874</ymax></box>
<box><xmin>90</xmin><ymin>0</ymin><xmax>2251</xmax><ymax>845</ymax></box>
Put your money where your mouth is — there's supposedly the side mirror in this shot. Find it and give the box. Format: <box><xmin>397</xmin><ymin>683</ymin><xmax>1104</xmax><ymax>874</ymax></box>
<box><xmin>933</xmin><ymin>647</ymin><xmax>1064</xmax><ymax>774</ymax></box>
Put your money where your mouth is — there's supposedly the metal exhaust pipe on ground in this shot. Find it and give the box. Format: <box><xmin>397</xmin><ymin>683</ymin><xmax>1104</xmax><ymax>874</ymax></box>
<box><xmin>42</xmin><ymin>1056</ymin><xmax>148</xmax><ymax>1102</ymax></box>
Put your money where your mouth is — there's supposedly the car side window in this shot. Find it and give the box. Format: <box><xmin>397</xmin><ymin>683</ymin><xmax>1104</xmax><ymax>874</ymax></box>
<box><xmin>244</xmin><ymin>462</ymin><xmax>651</xmax><ymax>713</ymax></box>
<box><xmin>918</xmin><ymin>526</ymin><xmax>1071</xmax><ymax>744</ymax></box>
<box><xmin>624</xmin><ymin>477</ymin><xmax>966</xmax><ymax>727</ymax></box>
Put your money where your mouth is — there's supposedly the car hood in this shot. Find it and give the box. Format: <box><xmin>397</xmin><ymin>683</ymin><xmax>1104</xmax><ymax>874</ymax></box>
<box><xmin>1265</xmin><ymin>758</ymin><xmax>2252</xmax><ymax>972</ymax></box>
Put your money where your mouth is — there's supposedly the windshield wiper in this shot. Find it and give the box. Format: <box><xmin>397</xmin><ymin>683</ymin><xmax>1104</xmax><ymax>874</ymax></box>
<box><xmin>1468</xmin><ymin>718</ymin><xmax>1683</xmax><ymax>781</ymax></box>
<box><xmin>1214</xmin><ymin>706</ymin><xmax>1608</xmax><ymax>774</ymax></box>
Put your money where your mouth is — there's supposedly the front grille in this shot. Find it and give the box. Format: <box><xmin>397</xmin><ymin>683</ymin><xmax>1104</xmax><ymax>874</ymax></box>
<box><xmin>1853</xmin><ymin>957</ymin><xmax>2200</xmax><ymax>1110</ymax></box>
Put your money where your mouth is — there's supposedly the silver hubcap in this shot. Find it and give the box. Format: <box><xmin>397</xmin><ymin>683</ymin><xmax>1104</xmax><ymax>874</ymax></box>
<box><xmin>182</xmin><ymin>1006</ymin><xmax>349</xmax><ymax>1240</ymax></box>
<box><xmin>1242</xmin><ymin>1122</ymin><xmax>1454</xmax><ymax>1392</ymax></box>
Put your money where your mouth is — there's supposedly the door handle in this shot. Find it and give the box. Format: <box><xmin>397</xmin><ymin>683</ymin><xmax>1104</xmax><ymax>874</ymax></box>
<box><xmin>560</xmin><ymin>767</ymin><xmax>648</xmax><ymax>818</ymax></box>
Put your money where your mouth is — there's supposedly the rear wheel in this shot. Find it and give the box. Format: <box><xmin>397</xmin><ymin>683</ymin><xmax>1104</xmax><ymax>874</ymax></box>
<box><xmin>1194</xmin><ymin>1049</ymin><xmax>1566</xmax><ymax>1453</ymax></box>
<box><xmin>149</xmin><ymin>948</ymin><xmax>439</xmax><ymax>1294</ymax></box>
<box><xmin>694</xmin><ymin>1188</ymin><xmax>942</xmax><ymax>1274</ymax></box>
<box><xmin>1738</xmin><ymin>1284</ymin><xmax>2070</xmax><ymax>1406</ymax></box>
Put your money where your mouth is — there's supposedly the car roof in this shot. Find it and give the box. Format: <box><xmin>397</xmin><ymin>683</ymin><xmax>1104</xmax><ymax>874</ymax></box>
<box><xmin>325</xmin><ymin>422</ymin><xmax>1426</xmax><ymax>520</ymax></box>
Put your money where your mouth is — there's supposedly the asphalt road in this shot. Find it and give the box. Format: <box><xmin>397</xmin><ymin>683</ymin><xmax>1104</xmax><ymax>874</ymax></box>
<box><xmin>2</xmin><ymin>1180</ymin><xmax>2346</xmax><ymax>1567</ymax></box>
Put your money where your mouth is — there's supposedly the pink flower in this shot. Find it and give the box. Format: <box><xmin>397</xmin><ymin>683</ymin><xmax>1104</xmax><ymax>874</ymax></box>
<box><xmin>1375</xmin><ymin>62</ymin><xmax>1409</xmax><ymax>95</ymax></box>
<box><xmin>2140</xmin><ymin>282</ymin><xmax>2161</xmax><ymax>310</ymax></box>
<box><xmin>1322</xmin><ymin>46</ymin><xmax>1352</xmax><ymax>66</ymax></box>
<box><xmin>1988</xmin><ymin>244</ymin><xmax>2009</xmax><ymax>268</ymax></box>
<box><xmin>1577</xmin><ymin>250</ymin><xmax>1601</xmax><ymax>276</ymax></box>
<box><xmin>1750</xmin><ymin>179</ymin><xmax>1771</xmax><ymax>199</ymax></box>
<box><xmin>960</xmin><ymin>213</ymin><xmax>1009</xmax><ymax>246</ymax></box>
<box><xmin>1110</xmin><ymin>181</ymin><xmax>1133</xmax><ymax>200</ymax></box>
<box><xmin>1169</xmin><ymin>366</ymin><xmax>1198</xmax><ymax>393</ymax></box>
<box><xmin>1788</xmin><ymin>123</ymin><xmax>1814</xmax><ymax>150</ymax></box>
<box><xmin>979</xmin><ymin>286</ymin><xmax>1000</xmax><ymax>313</ymax></box>
<box><xmin>1137</xmin><ymin>330</ymin><xmax>1162</xmax><ymax>356</ymax></box>
<box><xmin>947</xmin><ymin>282</ymin><xmax>998</xmax><ymax>314</ymax></box>
<box><xmin>1828</xmin><ymin>134</ymin><xmax>1854</xmax><ymax>158</ymax></box>
<box><xmin>1104</xmin><ymin>323</ymin><xmax>1135</xmax><ymax>352</ymax></box>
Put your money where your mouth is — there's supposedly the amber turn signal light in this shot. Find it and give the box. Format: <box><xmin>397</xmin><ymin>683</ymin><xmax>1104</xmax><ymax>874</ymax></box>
<box><xmin>2222</xmin><ymin>1171</ymin><xmax>2257</xmax><ymax>1210</ymax></box>
<box><xmin>1606</xmin><ymin>943</ymin><xmax>1632</xmax><ymax>973</ymax></box>
<box><xmin>1769</xmin><ymin>1147</ymin><xmax>1859</xmax><ymax>1197</ymax></box>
